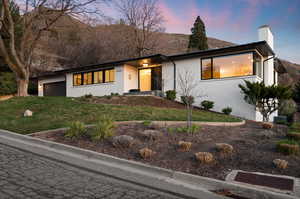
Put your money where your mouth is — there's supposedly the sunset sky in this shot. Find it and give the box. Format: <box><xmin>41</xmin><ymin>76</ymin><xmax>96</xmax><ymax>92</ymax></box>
<box><xmin>105</xmin><ymin>0</ymin><xmax>300</xmax><ymax>64</ymax></box>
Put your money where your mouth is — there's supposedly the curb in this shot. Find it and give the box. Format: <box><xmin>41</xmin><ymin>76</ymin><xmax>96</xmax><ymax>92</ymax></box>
<box><xmin>0</xmin><ymin>129</ymin><xmax>296</xmax><ymax>199</ymax></box>
<box><xmin>28</xmin><ymin>120</ymin><xmax>246</xmax><ymax>136</ymax></box>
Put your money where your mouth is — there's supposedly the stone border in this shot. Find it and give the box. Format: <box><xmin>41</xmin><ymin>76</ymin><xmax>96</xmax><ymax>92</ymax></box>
<box><xmin>0</xmin><ymin>129</ymin><xmax>297</xmax><ymax>199</ymax></box>
<box><xmin>28</xmin><ymin>120</ymin><xmax>245</xmax><ymax>136</ymax></box>
<box><xmin>226</xmin><ymin>170</ymin><xmax>300</xmax><ymax>197</ymax></box>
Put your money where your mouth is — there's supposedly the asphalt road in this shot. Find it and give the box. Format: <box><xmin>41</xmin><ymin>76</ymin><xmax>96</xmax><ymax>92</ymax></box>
<box><xmin>0</xmin><ymin>143</ymin><xmax>184</xmax><ymax>199</ymax></box>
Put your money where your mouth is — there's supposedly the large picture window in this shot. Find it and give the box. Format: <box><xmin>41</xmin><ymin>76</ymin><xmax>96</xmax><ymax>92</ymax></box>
<box><xmin>73</xmin><ymin>68</ymin><xmax>115</xmax><ymax>86</ymax></box>
<box><xmin>201</xmin><ymin>52</ymin><xmax>262</xmax><ymax>80</ymax></box>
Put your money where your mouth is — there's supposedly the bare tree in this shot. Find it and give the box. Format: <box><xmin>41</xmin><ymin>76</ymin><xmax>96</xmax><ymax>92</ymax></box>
<box><xmin>0</xmin><ymin>0</ymin><xmax>107</xmax><ymax>96</ymax></box>
<box><xmin>113</xmin><ymin>0</ymin><xmax>164</xmax><ymax>57</ymax></box>
<box><xmin>178</xmin><ymin>69</ymin><xmax>204</xmax><ymax>131</ymax></box>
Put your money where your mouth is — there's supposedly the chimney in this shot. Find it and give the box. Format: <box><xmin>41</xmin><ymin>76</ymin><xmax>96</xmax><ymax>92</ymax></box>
<box><xmin>258</xmin><ymin>25</ymin><xmax>274</xmax><ymax>50</ymax></box>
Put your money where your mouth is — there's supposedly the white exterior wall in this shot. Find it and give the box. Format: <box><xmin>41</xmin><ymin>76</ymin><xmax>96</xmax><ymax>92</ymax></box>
<box><xmin>123</xmin><ymin>64</ymin><xmax>139</xmax><ymax>92</ymax></box>
<box><xmin>162</xmin><ymin>58</ymin><xmax>264</xmax><ymax>121</ymax></box>
<box><xmin>66</xmin><ymin>66</ymin><xmax>124</xmax><ymax>97</ymax></box>
<box><xmin>38</xmin><ymin>76</ymin><xmax>66</xmax><ymax>97</ymax></box>
<box><xmin>162</xmin><ymin>62</ymin><xmax>175</xmax><ymax>92</ymax></box>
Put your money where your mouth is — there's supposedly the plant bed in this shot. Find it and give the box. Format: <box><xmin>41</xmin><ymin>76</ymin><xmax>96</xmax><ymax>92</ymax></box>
<box><xmin>32</xmin><ymin>121</ymin><xmax>300</xmax><ymax>181</ymax></box>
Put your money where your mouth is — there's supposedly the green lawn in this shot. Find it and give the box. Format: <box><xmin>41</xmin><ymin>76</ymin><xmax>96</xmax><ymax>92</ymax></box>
<box><xmin>0</xmin><ymin>96</ymin><xmax>241</xmax><ymax>134</ymax></box>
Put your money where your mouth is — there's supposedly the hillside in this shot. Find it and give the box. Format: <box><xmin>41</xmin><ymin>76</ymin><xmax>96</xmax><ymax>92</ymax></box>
<box><xmin>31</xmin><ymin>14</ymin><xmax>299</xmax><ymax>86</ymax></box>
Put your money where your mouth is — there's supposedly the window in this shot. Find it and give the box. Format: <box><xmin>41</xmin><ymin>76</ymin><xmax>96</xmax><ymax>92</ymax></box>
<box><xmin>73</xmin><ymin>74</ymin><xmax>82</xmax><ymax>86</ymax></box>
<box><xmin>201</xmin><ymin>52</ymin><xmax>261</xmax><ymax>80</ymax></box>
<box><xmin>105</xmin><ymin>69</ymin><xmax>115</xmax><ymax>83</ymax></box>
<box><xmin>201</xmin><ymin>58</ymin><xmax>212</xmax><ymax>80</ymax></box>
<box><xmin>83</xmin><ymin>72</ymin><xmax>92</xmax><ymax>85</ymax></box>
<box><xmin>93</xmin><ymin>71</ymin><xmax>103</xmax><ymax>84</ymax></box>
<box><xmin>73</xmin><ymin>68</ymin><xmax>115</xmax><ymax>86</ymax></box>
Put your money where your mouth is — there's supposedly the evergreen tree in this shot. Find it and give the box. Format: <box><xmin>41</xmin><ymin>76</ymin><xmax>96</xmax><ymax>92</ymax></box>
<box><xmin>187</xmin><ymin>16</ymin><xmax>208</xmax><ymax>52</ymax></box>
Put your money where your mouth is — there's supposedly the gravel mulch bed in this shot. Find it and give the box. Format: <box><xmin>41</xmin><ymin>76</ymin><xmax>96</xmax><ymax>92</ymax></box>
<box><xmin>32</xmin><ymin>121</ymin><xmax>300</xmax><ymax>181</ymax></box>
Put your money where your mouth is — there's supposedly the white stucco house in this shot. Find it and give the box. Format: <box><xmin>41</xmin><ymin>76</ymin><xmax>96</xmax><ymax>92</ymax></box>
<box><xmin>37</xmin><ymin>25</ymin><xmax>284</xmax><ymax>121</ymax></box>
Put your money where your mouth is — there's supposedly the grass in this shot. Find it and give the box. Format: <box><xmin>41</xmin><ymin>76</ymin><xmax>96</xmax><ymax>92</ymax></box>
<box><xmin>0</xmin><ymin>96</ymin><xmax>241</xmax><ymax>134</ymax></box>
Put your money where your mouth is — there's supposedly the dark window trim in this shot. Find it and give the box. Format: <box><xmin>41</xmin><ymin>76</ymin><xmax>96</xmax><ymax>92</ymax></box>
<box><xmin>73</xmin><ymin>68</ymin><xmax>115</xmax><ymax>86</ymax></box>
<box><xmin>200</xmin><ymin>51</ymin><xmax>262</xmax><ymax>80</ymax></box>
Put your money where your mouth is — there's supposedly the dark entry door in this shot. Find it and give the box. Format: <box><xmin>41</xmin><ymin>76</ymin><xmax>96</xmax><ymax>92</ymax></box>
<box><xmin>151</xmin><ymin>66</ymin><xmax>162</xmax><ymax>90</ymax></box>
<box><xmin>43</xmin><ymin>81</ymin><xmax>66</xmax><ymax>96</ymax></box>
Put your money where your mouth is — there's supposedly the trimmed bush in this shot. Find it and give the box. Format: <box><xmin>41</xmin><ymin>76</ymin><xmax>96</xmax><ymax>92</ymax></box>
<box><xmin>216</xmin><ymin>143</ymin><xmax>234</xmax><ymax>154</ymax></box>
<box><xmin>279</xmin><ymin>100</ymin><xmax>297</xmax><ymax>123</ymax></box>
<box><xmin>273</xmin><ymin>159</ymin><xmax>288</xmax><ymax>169</ymax></box>
<box><xmin>181</xmin><ymin>95</ymin><xmax>194</xmax><ymax>105</ymax></box>
<box><xmin>142</xmin><ymin>120</ymin><xmax>152</xmax><ymax>127</ymax></box>
<box><xmin>139</xmin><ymin>148</ymin><xmax>155</xmax><ymax>159</ymax></box>
<box><xmin>262</xmin><ymin>122</ymin><xmax>274</xmax><ymax>129</ymax></box>
<box><xmin>65</xmin><ymin>121</ymin><xmax>86</xmax><ymax>139</ymax></box>
<box><xmin>201</xmin><ymin>100</ymin><xmax>214</xmax><ymax>110</ymax></box>
<box><xmin>276</xmin><ymin>139</ymin><xmax>300</xmax><ymax>155</ymax></box>
<box><xmin>287</xmin><ymin>132</ymin><xmax>300</xmax><ymax>141</ymax></box>
<box><xmin>222</xmin><ymin>107</ymin><xmax>232</xmax><ymax>115</ymax></box>
<box><xmin>91</xmin><ymin>116</ymin><xmax>115</xmax><ymax>141</ymax></box>
<box><xmin>0</xmin><ymin>72</ymin><xmax>17</xmax><ymax>95</ymax></box>
<box><xmin>165</xmin><ymin>90</ymin><xmax>176</xmax><ymax>101</ymax></box>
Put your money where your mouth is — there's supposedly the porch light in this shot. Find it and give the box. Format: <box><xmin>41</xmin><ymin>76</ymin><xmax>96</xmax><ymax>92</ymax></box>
<box><xmin>142</xmin><ymin>63</ymin><xmax>149</xmax><ymax>67</ymax></box>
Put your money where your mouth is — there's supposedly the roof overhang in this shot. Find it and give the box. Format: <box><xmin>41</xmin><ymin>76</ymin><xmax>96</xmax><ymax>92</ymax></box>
<box><xmin>36</xmin><ymin>41</ymin><xmax>275</xmax><ymax>79</ymax></box>
<box><xmin>168</xmin><ymin>41</ymin><xmax>275</xmax><ymax>60</ymax></box>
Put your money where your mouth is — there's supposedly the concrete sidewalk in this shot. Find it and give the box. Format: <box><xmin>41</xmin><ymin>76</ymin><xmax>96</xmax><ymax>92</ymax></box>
<box><xmin>0</xmin><ymin>129</ymin><xmax>298</xmax><ymax>199</ymax></box>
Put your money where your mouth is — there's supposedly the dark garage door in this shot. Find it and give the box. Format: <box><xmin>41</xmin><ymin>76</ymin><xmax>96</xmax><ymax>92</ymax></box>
<box><xmin>43</xmin><ymin>81</ymin><xmax>66</xmax><ymax>96</ymax></box>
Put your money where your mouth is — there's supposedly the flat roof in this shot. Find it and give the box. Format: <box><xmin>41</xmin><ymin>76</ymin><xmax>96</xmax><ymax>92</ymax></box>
<box><xmin>37</xmin><ymin>41</ymin><xmax>275</xmax><ymax>79</ymax></box>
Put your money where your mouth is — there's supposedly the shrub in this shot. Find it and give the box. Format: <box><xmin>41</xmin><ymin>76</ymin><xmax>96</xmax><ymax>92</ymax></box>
<box><xmin>142</xmin><ymin>120</ymin><xmax>152</xmax><ymax>127</ymax></box>
<box><xmin>181</xmin><ymin>95</ymin><xmax>194</xmax><ymax>105</ymax></box>
<box><xmin>84</xmin><ymin>94</ymin><xmax>93</xmax><ymax>98</ymax></box>
<box><xmin>91</xmin><ymin>116</ymin><xmax>115</xmax><ymax>141</ymax></box>
<box><xmin>174</xmin><ymin>125</ymin><xmax>201</xmax><ymax>134</ymax></box>
<box><xmin>279</xmin><ymin>100</ymin><xmax>297</xmax><ymax>123</ymax></box>
<box><xmin>65</xmin><ymin>121</ymin><xmax>86</xmax><ymax>139</ymax></box>
<box><xmin>0</xmin><ymin>72</ymin><xmax>17</xmax><ymax>95</ymax></box>
<box><xmin>201</xmin><ymin>100</ymin><xmax>214</xmax><ymax>110</ymax></box>
<box><xmin>287</xmin><ymin>132</ymin><xmax>300</xmax><ymax>141</ymax></box>
<box><xmin>276</xmin><ymin>139</ymin><xmax>300</xmax><ymax>155</ymax></box>
<box><xmin>273</xmin><ymin>159</ymin><xmax>288</xmax><ymax>169</ymax></box>
<box><xmin>165</xmin><ymin>90</ymin><xmax>176</xmax><ymax>101</ymax></box>
<box><xmin>222</xmin><ymin>107</ymin><xmax>232</xmax><ymax>115</ymax></box>
<box><xmin>110</xmin><ymin>92</ymin><xmax>119</xmax><ymax>96</ymax></box>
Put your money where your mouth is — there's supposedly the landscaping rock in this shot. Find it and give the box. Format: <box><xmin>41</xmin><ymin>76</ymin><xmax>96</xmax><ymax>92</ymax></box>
<box><xmin>178</xmin><ymin>141</ymin><xmax>192</xmax><ymax>152</ymax></box>
<box><xmin>24</xmin><ymin>110</ymin><xmax>33</xmax><ymax>117</ymax></box>
<box><xmin>195</xmin><ymin>152</ymin><xmax>214</xmax><ymax>164</ymax></box>
<box><xmin>139</xmin><ymin>130</ymin><xmax>163</xmax><ymax>141</ymax></box>
<box><xmin>215</xmin><ymin>143</ymin><xmax>234</xmax><ymax>154</ymax></box>
<box><xmin>139</xmin><ymin>148</ymin><xmax>155</xmax><ymax>159</ymax></box>
<box><xmin>273</xmin><ymin>159</ymin><xmax>288</xmax><ymax>169</ymax></box>
<box><xmin>262</xmin><ymin>122</ymin><xmax>274</xmax><ymax>129</ymax></box>
<box><xmin>112</xmin><ymin>135</ymin><xmax>134</xmax><ymax>148</ymax></box>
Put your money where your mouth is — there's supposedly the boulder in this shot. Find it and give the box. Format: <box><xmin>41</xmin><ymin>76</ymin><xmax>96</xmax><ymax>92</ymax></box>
<box><xmin>216</xmin><ymin>143</ymin><xmax>234</xmax><ymax>154</ymax></box>
<box><xmin>195</xmin><ymin>152</ymin><xmax>214</xmax><ymax>164</ymax></box>
<box><xmin>178</xmin><ymin>141</ymin><xmax>192</xmax><ymax>152</ymax></box>
<box><xmin>139</xmin><ymin>148</ymin><xmax>155</xmax><ymax>159</ymax></box>
<box><xmin>112</xmin><ymin>135</ymin><xmax>134</xmax><ymax>148</ymax></box>
<box><xmin>273</xmin><ymin>159</ymin><xmax>288</xmax><ymax>169</ymax></box>
<box><xmin>139</xmin><ymin>130</ymin><xmax>163</xmax><ymax>141</ymax></box>
<box><xmin>24</xmin><ymin>110</ymin><xmax>33</xmax><ymax>117</ymax></box>
<box><xmin>262</xmin><ymin>122</ymin><xmax>274</xmax><ymax>129</ymax></box>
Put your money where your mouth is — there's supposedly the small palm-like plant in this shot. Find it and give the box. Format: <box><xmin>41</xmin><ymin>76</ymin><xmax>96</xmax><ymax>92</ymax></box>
<box><xmin>65</xmin><ymin>121</ymin><xmax>86</xmax><ymax>139</ymax></box>
<box><xmin>91</xmin><ymin>116</ymin><xmax>115</xmax><ymax>141</ymax></box>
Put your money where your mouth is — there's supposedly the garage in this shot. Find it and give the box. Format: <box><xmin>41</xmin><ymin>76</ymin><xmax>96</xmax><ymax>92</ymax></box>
<box><xmin>43</xmin><ymin>81</ymin><xmax>66</xmax><ymax>96</ymax></box>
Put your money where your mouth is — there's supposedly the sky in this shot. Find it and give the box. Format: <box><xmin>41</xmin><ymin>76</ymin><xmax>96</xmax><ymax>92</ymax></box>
<box><xmin>16</xmin><ymin>0</ymin><xmax>300</xmax><ymax>64</ymax></box>
<box><xmin>103</xmin><ymin>0</ymin><xmax>300</xmax><ymax>64</ymax></box>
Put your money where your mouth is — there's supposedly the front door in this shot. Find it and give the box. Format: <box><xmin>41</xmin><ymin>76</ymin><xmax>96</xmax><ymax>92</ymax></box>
<box><xmin>139</xmin><ymin>66</ymin><xmax>162</xmax><ymax>91</ymax></box>
<box><xmin>139</xmin><ymin>69</ymin><xmax>152</xmax><ymax>91</ymax></box>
